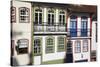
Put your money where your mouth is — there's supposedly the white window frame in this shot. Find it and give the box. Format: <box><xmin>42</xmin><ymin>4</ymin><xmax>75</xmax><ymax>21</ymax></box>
<box><xmin>75</xmin><ymin>40</ymin><xmax>81</xmax><ymax>53</ymax></box>
<box><xmin>59</xmin><ymin>10</ymin><xmax>65</xmax><ymax>25</ymax></box>
<box><xmin>34</xmin><ymin>7</ymin><xmax>43</xmax><ymax>25</ymax></box>
<box><xmin>47</xmin><ymin>8</ymin><xmax>55</xmax><ymax>25</ymax></box>
<box><xmin>46</xmin><ymin>37</ymin><xmax>54</xmax><ymax>53</ymax></box>
<box><xmin>34</xmin><ymin>38</ymin><xmax>41</xmax><ymax>55</ymax></box>
<box><xmin>57</xmin><ymin>37</ymin><xmax>65</xmax><ymax>52</ymax></box>
<box><xmin>83</xmin><ymin>40</ymin><xmax>88</xmax><ymax>52</ymax></box>
<box><xmin>19</xmin><ymin>7</ymin><xmax>29</xmax><ymax>23</ymax></box>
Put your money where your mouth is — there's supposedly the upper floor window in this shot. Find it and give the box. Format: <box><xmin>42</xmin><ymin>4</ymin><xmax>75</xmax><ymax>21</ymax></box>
<box><xmin>83</xmin><ymin>40</ymin><xmax>88</xmax><ymax>52</ymax></box>
<box><xmin>75</xmin><ymin>40</ymin><xmax>81</xmax><ymax>53</ymax></box>
<box><xmin>17</xmin><ymin>39</ymin><xmax>28</xmax><ymax>54</ymax></box>
<box><xmin>34</xmin><ymin>7</ymin><xmax>43</xmax><ymax>25</ymax></box>
<box><xmin>81</xmin><ymin>16</ymin><xmax>88</xmax><ymax>29</ymax></box>
<box><xmin>70</xmin><ymin>15</ymin><xmax>77</xmax><ymax>29</ymax></box>
<box><xmin>46</xmin><ymin>37</ymin><xmax>54</xmax><ymax>53</ymax></box>
<box><xmin>59</xmin><ymin>10</ymin><xmax>65</xmax><ymax>25</ymax></box>
<box><xmin>11</xmin><ymin>7</ymin><xmax>16</xmax><ymax>23</ymax></box>
<box><xmin>19</xmin><ymin>7</ymin><xmax>29</xmax><ymax>23</ymax></box>
<box><xmin>81</xmin><ymin>16</ymin><xmax>88</xmax><ymax>36</ymax></box>
<box><xmin>47</xmin><ymin>8</ymin><xmax>55</xmax><ymax>25</ymax></box>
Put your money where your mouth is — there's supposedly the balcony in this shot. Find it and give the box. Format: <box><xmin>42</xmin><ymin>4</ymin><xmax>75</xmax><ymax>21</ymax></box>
<box><xmin>68</xmin><ymin>28</ymin><xmax>91</xmax><ymax>37</ymax></box>
<box><xmin>34</xmin><ymin>22</ymin><xmax>66</xmax><ymax>32</ymax></box>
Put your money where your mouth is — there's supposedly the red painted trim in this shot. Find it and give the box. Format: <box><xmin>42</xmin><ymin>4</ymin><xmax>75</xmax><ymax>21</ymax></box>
<box><xmin>11</xmin><ymin>7</ymin><xmax>16</xmax><ymax>23</ymax></box>
<box><xmin>90</xmin><ymin>38</ymin><xmax>92</xmax><ymax>61</ymax></box>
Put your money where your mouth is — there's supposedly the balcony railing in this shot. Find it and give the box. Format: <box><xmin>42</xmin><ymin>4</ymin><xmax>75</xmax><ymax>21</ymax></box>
<box><xmin>67</xmin><ymin>28</ymin><xmax>91</xmax><ymax>37</ymax></box>
<box><xmin>34</xmin><ymin>22</ymin><xmax>66</xmax><ymax>32</ymax></box>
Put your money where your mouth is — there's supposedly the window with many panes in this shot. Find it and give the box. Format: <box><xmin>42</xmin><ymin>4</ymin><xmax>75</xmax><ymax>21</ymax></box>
<box><xmin>34</xmin><ymin>38</ymin><xmax>41</xmax><ymax>55</ymax></box>
<box><xmin>75</xmin><ymin>40</ymin><xmax>81</xmax><ymax>53</ymax></box>
<box><xmin>57</xmin><ymin>37</ymin><xmax>65</xmax><ymax>52</ymax></box>
<box><xmin>17</xmin><ymin>39</ymin><xmax>28</xmax><ymax>54</ymax></box>
<box><xmin>34</xmin><ymin>7</ymin><xmax>43</xmax><ymax>25</ymax></box>
<box><xmin>19</xmin><ymin>7</ymin><xmax>29</xmax><ymax>23</ymax></box>
<box><xmin>70</xmin><ymin>15</ymin><xmax>77</xmax><ymax>29</ymax></box>
<box><xmin>46</xmin><ymin>37</ymin><xmax>54</xmax><ymax>53</ymax></box>
<box><xmin>70</xmin><ymin>15</ymin><xmax>77</xmax><ymax>37</ymax></box>
<box><xmin>83</xmin><ymin>40</ymin><xmax>88</xmax><ymax>52</ymax></box>
<box><xmin>81</xmin><ymin>16</ymin><xmax>88</xmax><ymax>29</ymax></box>
<box><xmin>11</xmin><ymin>7</ymin><xmax>16</xmax><ymax>23</ymax></box>
<box><xmin>59</xmin><ymin>10</ymin><xmax>65</xmax><ymax>25</ymax></box>
<box><xmin>47</xmin><ymin>8</ymin><xmax>55</xmax><ymax>25</ymax></box>
<box><xmin>81</xmin><ymin>16</ymin><xmax>88</xmax><ymax>36</ymax></box>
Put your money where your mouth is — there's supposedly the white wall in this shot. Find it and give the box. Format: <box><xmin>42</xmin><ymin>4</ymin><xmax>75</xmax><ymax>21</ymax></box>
<box><xmin>12</xmin><ymin>1</ymin><xmax>32</xmax><ymax>65</ymax></box>
<box><xmin>91</xmin><ymin>21</ymin><xmax>97</xmax><ymax>51</ymax></box>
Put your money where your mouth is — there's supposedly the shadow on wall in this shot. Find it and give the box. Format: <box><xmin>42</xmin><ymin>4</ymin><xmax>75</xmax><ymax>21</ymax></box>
<box><xmin>11</xmin><ymin>53</ymin><xmax>33</xmax><ymax>66</ymax></box>
<box><xmin>64</xmin><ymin>36</ymin><xmax>73</xmax><ymax>63</ymax></box>
<box><xmin>11</xmin><ymin>57</ymin><xmax>19</xmax><ymax>66</ymax></box>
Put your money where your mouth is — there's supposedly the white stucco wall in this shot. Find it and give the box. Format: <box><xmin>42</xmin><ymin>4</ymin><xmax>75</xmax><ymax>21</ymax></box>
<box><xmin>91</xmin><ymin>21</ymin><xmax>97</xmax><ymax>51</ymax></box>
<box><xmin>12</xmin><ymin>1</ymin><xmax>32</xmax><ymax>65</ymax></box>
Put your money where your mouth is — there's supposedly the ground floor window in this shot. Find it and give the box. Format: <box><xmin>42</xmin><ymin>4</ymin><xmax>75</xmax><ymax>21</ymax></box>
<box><xmin>34</xmin><ymin>38</ymin><xmax>41</xmax><ymax>55</ymax></box>
<box><xmin>83</xmin><ymin>40</ymin><xmax>88</xmax><ymax>52</ymax></box>
<box><xmin>57</xmin><ymin>37</ymin><xmax>65</xmax><ymax>52</ymax></box>
<box><xmin>46</xmin><ymin>37</ymin><xmax>54</xmax><ymax>53</ymax></box>
<box><xmin>17</xmin><ymin>39</ymin><xmax>28</xmax><ymax>54</ymax></box>
<box><xmin>75</xmin><ymin>40</ymin><xmax>81</xmax><ymax>53</ymax></box>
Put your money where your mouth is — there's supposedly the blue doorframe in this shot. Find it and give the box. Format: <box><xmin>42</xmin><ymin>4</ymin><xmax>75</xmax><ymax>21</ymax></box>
<box><xmin>70</xmin><ymin>15</ymin><xmax>77</xmax><ymax>37</ymax></box>
<box><xmin>81</xmin><ymin>16</ymin><xmax>88</xmax><ymax>37</ymax></box>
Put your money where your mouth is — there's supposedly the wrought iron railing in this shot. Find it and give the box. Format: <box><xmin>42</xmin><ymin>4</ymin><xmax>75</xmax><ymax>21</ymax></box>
<box><xmin>67</xmin><ymin>28</ymin><xmax>91</xmax><ymax>37</ymax></box>
<box><xmin>34</xmin><ymin>22</ymin><xmax>66</xmax><ymax>32</ymax></box>
<box><xmin>34</xmin><ymin>22</ymin><xmax>91</xmax><ymax>37</ymax></box>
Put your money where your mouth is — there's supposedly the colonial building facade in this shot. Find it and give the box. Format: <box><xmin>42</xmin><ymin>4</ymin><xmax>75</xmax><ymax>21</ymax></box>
<box><xmin>11</xmin><ymin>0</ymin><xmax>97</xmax><ymax>66</ymax></box>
